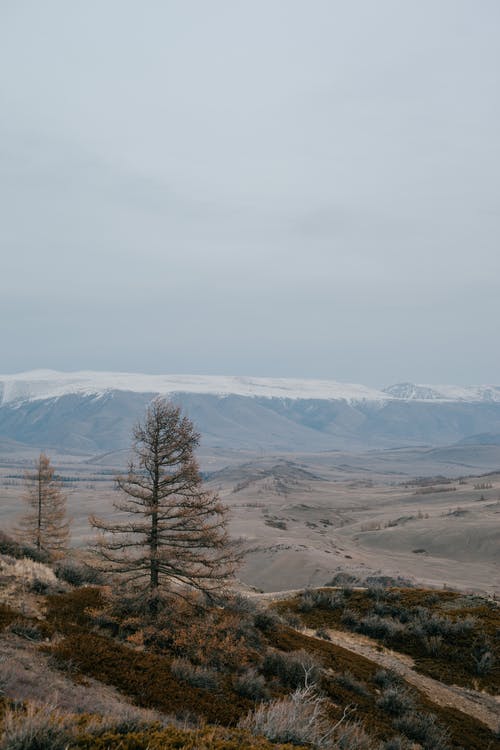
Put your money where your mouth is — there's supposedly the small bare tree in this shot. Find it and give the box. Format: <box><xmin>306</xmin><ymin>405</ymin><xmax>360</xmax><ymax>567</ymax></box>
<box><xmin>89</xmin><ymin>399</ymin><xmax>240</xmax><ymax>607</ymax></box>
<box><xmin>17</xmin><ymin>452</ymin><xmax>70</xmax><ymax>558</ymax></box>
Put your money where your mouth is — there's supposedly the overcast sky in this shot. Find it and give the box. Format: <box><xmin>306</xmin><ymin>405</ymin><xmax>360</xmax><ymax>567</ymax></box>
<box><xmin>1</xmin><ymin>1</ymin><xmax>499</xmax><ymax>385</ymax></box>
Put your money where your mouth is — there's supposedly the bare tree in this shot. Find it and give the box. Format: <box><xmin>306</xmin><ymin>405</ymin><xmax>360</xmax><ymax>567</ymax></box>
<box><xmin>17</xmin><ymin>452</ymin><xmax>70</xmax><ymax>558</ymax></box>
<box><xmin>89</xmin><ymin>399</ymin><xmax>240</xmax><ymax>606</ymax></box>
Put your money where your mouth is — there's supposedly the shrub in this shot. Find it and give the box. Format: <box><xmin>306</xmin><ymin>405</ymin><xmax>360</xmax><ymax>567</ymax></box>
<box><xmin>82</xmin><ymin>706</ymin><xmax>165</xmax><ymax>735</ymax></box>
<box><xmin>218</xmin><ymin>592</ymin><xmax>258</xmax><ymax>616</ymax></box>
<box><xmin>356</xmin><ymin>615</ymin><xmax>405</xmax><ymax>641</ymax></box>
<box><xmin>334</xmin><ymin>671</ymin><xmax>370</xmax><ymax>697</ymax></box>
<box><xmin>278</xmin><ymin>610</ymin><xmax>302</xmax><ymax>629</ymax></box>
<box><xmin>333</xmin><ymin>721</ymin><xmax>375</xmax><ymax>750</ymax></box>
<box><xmin>366</xmin><ymin>585</ymin><xmax>386</xmax><ymax>601</ymax></box>
<box><xmin>170</xmin><ymin>658</ymin><xmax>219</xmax><ymax>692</ymax></box>
<box><xmin>239</xmin><ymin>687</ymin><xmax>375</xmax><ymax>749</ymax></box>
<box><xmin>408</xmin><ymin>609</ymin><xmax>475</xmax><ymax>639</ymax></box>
<box><xmin>341</xmin><ymin>609</ymin><xmax>359</xmax><ymax>629</ymax></box>
<box><xmin>381</xmin><ymin>737</ymin><xmax>419</xmax><ymax>750</ymax></box>
<box><xmin>472</xmin><ymin>648</ymin><xmax>496</xmax><ymax>676</ymax></box>
<box><xmin>325</xmin><ymin>572</ymin><xmax>357</xmax><ymax>587</ymax></box>
<box><xmin>394</xmin><ymin>711</ymin><xmax>450</xmax><ymax>750</ymax></box>
<box><xmin>238</xmin><ymin>685</ymin><xmax>331</xmax><ymax>747</ymax></box>
<box><xmin>372</xmin><ymin>670</ymin><xmax>397</xmax><ymax>689</ymax></box>
<box><xmin>9</xmin><ymin>620</ymin><xmax>44</xmax><ymax>642</ymax></box>
<box><xmin>170</xmin><ymin>609</ymin><xmax>256</xmax><ymax>671</ymax></box>
<box><xmin>376</xmin><ymin>686</ymin><xmax>415</xmax><ymax>717</ymax></box>
<box><xmin>315</xmin><ymin>628</ymin><xmax>332</xmax><ymax>641</ymax></box>
<box><xmin>298</xmin><ymin>591</ymin><xmax>315</xmax><ymax>613</ymax></box>
<box><xmin>234</xmin><ymin>668</ymin><xmax>269</xmax><ymax>701</ymax></box>
<box><xmin>0</xmin><ymin>556</ymin><xmax>61</xmax><ymax>594</ymax></box>
<box><xmin>421</xmin><ymin>635</ymin><xmax>444</xmax><ymax>656</ymax></box>
<box><xmin>262</xmin><ymin>650</ymin><xmax>321</xmax><ymax>689</ymax></box>
<box><xmin>298</xmin><ymin>589</ymin><xmax>345</xmax><ymax>612</ymax></box>
<box><xmin>0</xmin><ymin>531</ymin><xmax>51</xmax><ymax>564</ymax></box>
<box><xmin>253</xmin><ymin>610</ymin><xmax>282</xmax><ymax>632</ymax></box>
<box><xmin>54</xmin><ymin>560</ymin><xmax>105</xmax><ymax>587</ymax></box>
<box><xmin>452</xmin><ymin>615</ymin><xmax>476</xmax><ymax>635</ymax></box>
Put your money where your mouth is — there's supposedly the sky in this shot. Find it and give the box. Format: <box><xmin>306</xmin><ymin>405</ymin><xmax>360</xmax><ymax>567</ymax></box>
<box><xmin>1</xmin><ymin>0</ymin><xmax>499</xmax><ymax>386</ymax></box>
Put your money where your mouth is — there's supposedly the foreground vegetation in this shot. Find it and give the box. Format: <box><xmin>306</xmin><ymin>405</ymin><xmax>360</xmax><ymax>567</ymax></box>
<box><xmin>1</xmin><ymin>533</ymin><xmax>499</xmax><ymax>749</ymax></box>
<box><xmin>275</xmin><ymin>585</ymin><xmax>500</xmax><ymax>693</ymax></box>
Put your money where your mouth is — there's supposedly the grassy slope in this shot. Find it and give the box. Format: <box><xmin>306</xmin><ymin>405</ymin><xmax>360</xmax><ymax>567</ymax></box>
<box><xmin>274</xmin><ymin>588</ymin><xmax>500</xmax><ymax>692</ymax></box>
<box><xmin>0</xmin><ymin>581</ymin><xmax>499</xmax><ymax>749</ymax></box>
<box><xmin>266</xmin><ymin>625</ymin><xmax>499</xmax><ymax>750</ymax></box>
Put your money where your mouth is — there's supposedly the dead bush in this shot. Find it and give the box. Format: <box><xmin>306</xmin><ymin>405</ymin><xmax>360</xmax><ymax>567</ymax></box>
<box><xmin>239</xmin><ymin>686</ymin><xmax>373</xmax><ymax>749</ymax></box>
<box><xmin>238</xmin><ymin>685</ymin><xmax>331</xmax><ymax>746</ymax></box>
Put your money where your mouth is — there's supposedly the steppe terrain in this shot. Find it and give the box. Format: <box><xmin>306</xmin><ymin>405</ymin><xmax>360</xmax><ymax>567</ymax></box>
<box><xmin>1</xmin><ymin>443</ymin><xmax>499</xmax><ymax>597</ymax></box>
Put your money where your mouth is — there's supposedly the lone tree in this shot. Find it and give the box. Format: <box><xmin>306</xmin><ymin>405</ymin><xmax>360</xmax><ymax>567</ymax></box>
<box><xmin>17</xmin><ymin>452</ymin><xmax>70</xmax><ymax>558</ymax></box>
<box><xmin>90</xmin><ymin>399</ymin><xmax>240</xmax><ymax>605</ymax></box>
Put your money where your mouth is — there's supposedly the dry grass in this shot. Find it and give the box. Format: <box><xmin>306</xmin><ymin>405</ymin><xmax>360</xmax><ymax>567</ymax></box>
<box><xmin>0</xmin><ymin>557</ymin><xmax>59</xmax><ymax>590</ymax></box>
<box><xmin>0</xmin><ymin>702</ymin><xmax>301</xmax><ymax>750</ymax></box>
<box><xmin>0</xmin><ymin>702</ymin><xmax>73</xmax><ymax>750</ymax></box>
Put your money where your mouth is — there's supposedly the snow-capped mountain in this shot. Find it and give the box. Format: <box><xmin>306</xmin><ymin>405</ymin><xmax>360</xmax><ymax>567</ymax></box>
<box><xmin>1</xmin><ymin>370</ymin><xmax>500</xmax><ymax>406</ymax></box>
<box><xmin>1</xmin><ymin>371</ymin><xmax>500</xmax><ymax>455</ymax></box>
<box><xmin>384</xmin><ymin>382</ymin><xmax>500</xmax><ymax>403</ymax></box>
<box><xmin>0</xmin><ymin>370</ymin><xmax>388</xmax><ymax>406</ymax></box>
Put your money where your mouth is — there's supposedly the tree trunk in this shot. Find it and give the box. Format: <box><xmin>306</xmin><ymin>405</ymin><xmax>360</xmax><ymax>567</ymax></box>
<box><xmin>150</xmin><ymin>449</ymin><xmax>160</xmax><ymax>597</ymax></box>
<box><xmin>36</xmin><ymin>463</ymin><xmax>42</xmax><ymax>551</ymax></box>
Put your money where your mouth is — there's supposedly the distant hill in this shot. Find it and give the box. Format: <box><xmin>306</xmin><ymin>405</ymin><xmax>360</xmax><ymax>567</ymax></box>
<box><xmin>2</xmin><ymin>370</ymin><xmax>500</xmax><ymax>454</ymax></box>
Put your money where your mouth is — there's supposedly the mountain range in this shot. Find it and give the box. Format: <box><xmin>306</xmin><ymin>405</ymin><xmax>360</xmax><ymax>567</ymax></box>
<box><xmin>1</xmin><ymin>370</ymin><xmax>500</xmax><ymax>455</ymax></box>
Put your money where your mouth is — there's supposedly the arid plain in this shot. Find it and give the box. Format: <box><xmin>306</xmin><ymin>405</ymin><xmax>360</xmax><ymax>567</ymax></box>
<box><xmin>1</xmin><ymin>443</ymin><xmax>499</xmax><ymax>597</ymax></box>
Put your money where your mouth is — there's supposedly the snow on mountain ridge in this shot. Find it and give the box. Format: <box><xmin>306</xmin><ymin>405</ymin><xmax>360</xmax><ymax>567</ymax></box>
<box><xmin>385</xmin><ymin>382</ymin><xmax>500</xmax><ymax>403</ymax></box>
<box><xmin>1</xmin><ymin>371</ymin><xmax>499</xmax><ymax>406</ymax></box>
<box><xmin>0</xmin><ymin>370</ymin><xmax>387</xmax><ymax>405</ymax></box>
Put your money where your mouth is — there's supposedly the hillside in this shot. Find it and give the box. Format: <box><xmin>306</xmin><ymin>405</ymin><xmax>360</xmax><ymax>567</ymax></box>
<box><xmin>0</xmin><ymin>536</ymin><xmax>499</xmax><ymax>749</ymax></box>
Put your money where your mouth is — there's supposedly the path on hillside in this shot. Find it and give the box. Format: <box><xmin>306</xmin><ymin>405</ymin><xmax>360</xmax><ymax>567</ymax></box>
<box><xmin>248</xmin><ymin>589</ymin><xmax>499</xmax><ymax>731</ymax></box>
<box><xmin>300</xmin><ymin>625</ymin><xmax>500</xmax><ymax>732</ymax></box>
